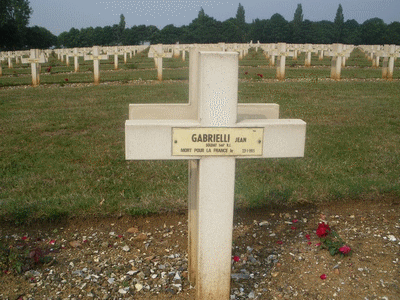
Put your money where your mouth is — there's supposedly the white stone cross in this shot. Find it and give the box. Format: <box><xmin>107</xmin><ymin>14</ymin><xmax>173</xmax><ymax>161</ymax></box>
<box><xmin>72</xmin><ymin>48</ymin><xmax>85</xmax><ymax>72</ymax></box>
<box><xmin>325</xmin><ymin>44</ymin><xmax>352</xmax><ymax>80</ymax></box>
<box><xmin>106</xmin><ymin>47</ymin><xmax>125</xmax><ymax>70</ymax></box>
<box><xmin>84</xmin><ymin>46</ymin><xmax>109</xmax><ymax>85</ymax></box>
<box><xmin>148</xmin><ymin>44</ymin><xmax>173</xmax><ymax>81</ymax></box>
<box><xmin>125</xmin><ymin>51</ymin><xmax>306</xmax><ymax>299</ymax></box>
<box><xmin>302</xmin><ymin>44</ymin><xmax>317</xmax><ymax>67</ymax></box>
<box><xmin>21</xmin><ymin>49</ymin><xmax>47</xmax><ymax>87</ymax></box>
<box><xmin>271</xmin><ymin>43</ymin><xmax>296</xmax><ymax>80</ymax></box>
<box><xmin>4</xmin><ymin>51</ymin><xmax>15</xmax><ymax>68</ymax></box>
<box><xmin>375</xmin><ymin>44</ymin><xmax>400</xmax><ymax>80</ymax></box>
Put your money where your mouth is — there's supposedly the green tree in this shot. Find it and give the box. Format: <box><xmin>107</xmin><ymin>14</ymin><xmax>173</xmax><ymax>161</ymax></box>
<box><xmin>113</xmin><ymin>14</ymin><xmax>126</xmax><ymax>44</ymax></box>
<box><xmin>236</xmin><ymin>3</ymin><xmax>245</xmax><ymax>25</ymax></box>
<box><xmin>0</xmin><ymin>0</ymin><xmax>33</xmax><ymax>49</ymax></box>
<box><xmin>25</xmin><ymin>26</ymin><xmax>57</xmax><ymax>49</ymax></box>
<box><xmin>265</xmin><ymin>14</ymin><xmax>290</xmax><ymax>43</ymax></box>
<box><xmin>159</xmin><ymin>24</ymin><xmax>182</xmax><ymax>44</ymax></box>
<box><xmin>385</xmin><ymin>21</ymin><xmax>400</xmax><ymax>45</ymax></box>
<box><xmin>291</xmin><ymin>3</ymin><xmax>303</xmax><ymax>43</ymax></box>
<box><xmin>334</xmin><ymin>4</ymin><xmax>344</xmax><ymax>42</ymax></box>
<box><xmin>235</xmin><ymin>3</ymin><xmax>247</xmax><ymax>42</ymax></box>
<box><xmin>343</xmin><ymin>19</ymin><xmax>361</xmax><ymax>45</ymax></box>
<box><xmin>301</xmin><ymin>20</ymin><xmax>317</xmax><ymax>43</ymax></box>
<box><xmin>313</xmin><ymin>21</ymin><xmax>334</xmax><ymax>44</ymax></box>
<box><xmin>249</xmin><ymin>18</ymin><xmax>268</xmax><ymax>43</ymax></box>
<box><xmin>361</xmin><ymin>18</ymin><xmax>387</xmax><ymax>44</ymax></box>
<box><xmin>186</xmin><ymin>7</ymin><xmax>222</xmax><ymax>43</ymax></box>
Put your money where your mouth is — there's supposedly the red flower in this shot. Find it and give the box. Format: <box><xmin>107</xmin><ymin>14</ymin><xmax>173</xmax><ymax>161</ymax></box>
<box><xmin>233</xmin><ymin>256</ymin><xmax>240</xmax><ymax>262</ymax></box>
<box><xmin>244</xmin><ymin>71</ymin><xmax>248</xmax><ymax>75</ymax></box>
<box><xmin>47</xmin><ymin>66</ymin><xmax>52</xmax><ymax>72</ymax></box>
<box><xmin>118</xmin><ymin>235</ymin><xmax>123</xmax><ymax>239</ymax></box>
<box><xmin>49</xmin><ymin>239</ymin><xmax>56</xmax><ymax>245</ymax></box>
<box><xmin>307</xmin><ymin>241</ymin><xmax>312</xmax><ymax>245</ymax></box>
<box><xmin>305</xmin><ymin>234</ymin><xmax>311</xmax><ymax>240</ymax></box>
<box><xmin>257</xmin><ymin>73</ymin><xmax>263</xmax><ymax>78</ymax></box>
<box><xmin>316</xmin><ymin>242</ymin><xmax>321</xmax><ymax>247</ymax></box>
<box><xmin>339</xmin><ymin>245</ymin><xmax>351</xmax><ymax>255</ymax></box>
<box><xmin>22</xmin><ymin>236</ymin><xmax>28</xmax><ymax>240</ymax></box>
<box><xmin>320</xmin><ymin>274</ymin><xmax>327</xmax><ymax>280</ymax></box>
<box><xmin>293</xmin><ymin>219</ymin><xmax>298</xmax><ymax>223</ymax></box>
<box><xmin>316</xmin><ymin>222</ymin><xmax>331</xmax><ymax>238</ymax></box>
<box><xmin>64</xmin><ymin>78</ymin><xmax>69</xmax><ymax>82</ymax></box>
<box><xmin>276</xmin><ymin>241</ymin><xmax>283</xmax><ymax>245</ymax></box>
<box><xmin>291</xmin><ymin>226</ymin><xmax>296</xmax><ymax>230</ymax></box>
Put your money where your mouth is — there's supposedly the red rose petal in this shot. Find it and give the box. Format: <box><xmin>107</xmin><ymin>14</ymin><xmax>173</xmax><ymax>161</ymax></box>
<box><xmin>233</xmin><ymin>256</ymin><xmax>240</xmax><ymax>262</ymax></box>
<box><xmin>305</xmin><ymin>234</ymin><xmax>311</xmax><ymax>240</ymax></box>
<box><xmin>320</xmin><ymin>274</ymin><xmax>327</xmax><ymax>280</ymax></box>
<box><xmin>276</xmin><ymin>241</ymin><xmax>283</xmax><ymax>245</ymax></box>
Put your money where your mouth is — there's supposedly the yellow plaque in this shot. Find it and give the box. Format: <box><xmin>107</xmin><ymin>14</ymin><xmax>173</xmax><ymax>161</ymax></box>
<box><xmin>172</xmin><ymin>128</ymin><xmax>264</xmax><ymax>156</ymax></box>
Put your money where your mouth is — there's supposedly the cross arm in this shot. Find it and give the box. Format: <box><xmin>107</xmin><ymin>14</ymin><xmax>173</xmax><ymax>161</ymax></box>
<box><xmin>125</xmin><ymin>119</ymin><xmax>305</xmax><ymax>160</ymax></box>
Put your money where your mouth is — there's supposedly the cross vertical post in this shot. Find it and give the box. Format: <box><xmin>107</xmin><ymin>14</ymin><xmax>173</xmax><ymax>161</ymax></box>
<box><xmin>194</xmin><ymin>52</ymin><xmax>238</xmax><ymax>299</ymax></box>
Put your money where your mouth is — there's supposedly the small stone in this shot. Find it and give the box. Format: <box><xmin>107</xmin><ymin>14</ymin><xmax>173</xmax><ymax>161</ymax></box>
<box><xmin>259</xmin><ymin>221</ymin><xmax>269</xmax><ymax>226</ymax></box>
<box><xmin>334</xmin><ymin>269</ymin><xmax>340</xmax><ymax>275</ymax></box>
<box><xmin>127</xmin><ymin>270</ymin><xmax>138</xmax><ymax>276</ymax></box>
<box><xmin>271</xmin><ymin>272</ymin><xmax>279</xmax><ymax>277</ymax></box>
<box><xmin>101</xmin><ymin>242</ymin><xmax>109</xmax><ymax>248</ymax></box>
<box><xmin>118</xmin><ymin>289</ymin><xmax>127</xmax><ymax>294</ymax></box>
<box><xmin>387</xmin><ymin>235</ymin><xmax>397</xmax><ymax>242</ymax></box>
<box><xmin>135</xmin><ymin>283</ymin><xmax>143</xmax><ymax>292</ymax></box>
<box><xmin>248</xmin><ymin>291</ymin><xmax>255</xmax><ymax>298</ymax></box>
<box><xmin>122</xmin><ymin>245</ymin><xmax>130</xmax><ymax>252</ymax></box>
<box><xmin>127</xmin><ymin>227</ymin><xmax>139</xmax><ymax>234</ymax></box>
<box><xmin>107</xmin><ymin>278</ymin><xmax>115</xmax><ymax>284</ymax></box>
<box><xmin>136</xmin><ymin>233</ymin><xmax>147</xmax><ymax>240</ymax></box>
<box><xmin>69</xmin><ymin>241</ymin><xmax>81</xmax><ymax>248</ymax></box>
<box><xmin>231</xmin><ymin>273</ymin><xmax>250</xmax><ymax>280</ymax></box>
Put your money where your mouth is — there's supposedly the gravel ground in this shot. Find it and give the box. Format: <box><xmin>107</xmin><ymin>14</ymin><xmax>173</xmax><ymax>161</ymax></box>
<box><xmin>0</xmin><ymin>198</ymin><xmax>399</xmax><ymax>299</ymax></box>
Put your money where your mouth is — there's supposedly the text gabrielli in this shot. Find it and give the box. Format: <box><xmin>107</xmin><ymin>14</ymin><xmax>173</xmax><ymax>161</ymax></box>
<box><xmin>191</xmin><ymin>134</ymin><xmax>230</xmax><ymax>143</ymax></box>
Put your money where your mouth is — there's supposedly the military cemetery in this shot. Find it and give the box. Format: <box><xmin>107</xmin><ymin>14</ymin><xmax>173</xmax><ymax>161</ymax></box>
<box><xmin>1</xmin><ymin>0</ymin><xmax>400</xmax><ymax>299</ymax></box>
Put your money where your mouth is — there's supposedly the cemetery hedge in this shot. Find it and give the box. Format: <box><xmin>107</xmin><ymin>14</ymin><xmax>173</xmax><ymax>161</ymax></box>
<box><xmin>0</xmin><ymin>48</ymin><xmax>400</xmax><ymax>224</ymax></box>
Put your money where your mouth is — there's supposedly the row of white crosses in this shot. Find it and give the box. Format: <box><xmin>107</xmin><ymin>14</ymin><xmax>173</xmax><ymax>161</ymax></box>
<box><xmin>260</xmin><ymin>43</ymin><xmax>355</xmax><ymax>80</ymax></box>
<box><xmin>359</xmin><ymin>44</ymin><xmax>400</xmax><ymax>80</ymax></box>
<box><xmin>148</xmin><ymin>42</ymin><xmax>253</xmax><ymax>82</ymax></box>
<box><xmin>125</xmin><ymin>47</ymin><xmax>306</xmax><ymax>299</ymax></box>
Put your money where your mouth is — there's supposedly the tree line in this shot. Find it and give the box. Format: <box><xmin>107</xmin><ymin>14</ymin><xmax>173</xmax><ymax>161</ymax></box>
<box><xmin>1</xmin><ymin>1</ymin><xmax>400</xmax><ymax>51</ymax></box>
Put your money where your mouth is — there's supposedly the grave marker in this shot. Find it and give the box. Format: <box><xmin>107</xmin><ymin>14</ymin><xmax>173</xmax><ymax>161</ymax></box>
<box><xmin>21</xmin><ymin>49</ymin><xmax>47</xmax><ymax>87</ymax></box>
<box><xmin>148</xmin><ymin>44</ymin><xmax>173</xmax><ymax>81</ymax></box>
<box><xmin>84</xmin><ymin>46</ymin><xmax>109</xmax><ymax>85</ymax></box>
<box><xmin>273</xmin><ymin>43</ymin><xmax>295</xmax><ymax>80</ymax></box>
<box><xmin>376</xmin><ymin>44</ymin><xmax>400</xmax><ymax>80</ymax></box>
<box><xmin>72</xmin><ymin>48</ymin><xmax>84</xmax><ymax>72</ymax></box>
<box><xmin>125</xmin><ymin>51</ymin><xmax>306</xmax><ymax>299</ymax></box>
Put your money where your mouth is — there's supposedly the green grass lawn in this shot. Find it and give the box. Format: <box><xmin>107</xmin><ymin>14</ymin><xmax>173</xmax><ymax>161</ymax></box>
<box><xmin>0</xmin><ymin>47</ymin><xmax>399</xmax><ymax>224</ymax></box>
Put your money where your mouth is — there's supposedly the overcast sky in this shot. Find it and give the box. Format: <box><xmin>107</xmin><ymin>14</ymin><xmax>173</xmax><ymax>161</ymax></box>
<box><xmin>29</xmin><ymin>0</ymin><xmax>400</xmax><ymax>36</ymax></box>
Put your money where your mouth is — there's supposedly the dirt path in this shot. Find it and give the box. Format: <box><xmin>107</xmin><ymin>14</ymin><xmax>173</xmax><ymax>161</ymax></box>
<box><xmin>1</xmin><ymin>197</ymin><xmax>399</xmax><ymax>299</ymax></box>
